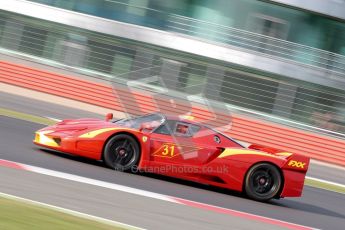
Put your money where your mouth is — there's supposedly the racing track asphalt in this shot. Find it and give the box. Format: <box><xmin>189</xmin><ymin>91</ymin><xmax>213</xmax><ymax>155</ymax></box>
<box><xmin>0</xmin><ymin>94</ymin><xmax>345</xmax><ymax>229</ymax></box>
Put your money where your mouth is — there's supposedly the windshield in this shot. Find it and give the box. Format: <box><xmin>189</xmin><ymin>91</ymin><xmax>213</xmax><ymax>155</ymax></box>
<box><xmin>114</xmin><ymin>113</ymin><xmax>165</xmax><ymax>129</ymax></box>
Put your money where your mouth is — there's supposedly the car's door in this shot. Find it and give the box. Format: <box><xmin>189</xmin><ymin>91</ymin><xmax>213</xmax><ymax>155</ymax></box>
<box><xmin>149</xmin><ymin>120</ymin><xmax>219</xmax><ymax>166</ymax></box>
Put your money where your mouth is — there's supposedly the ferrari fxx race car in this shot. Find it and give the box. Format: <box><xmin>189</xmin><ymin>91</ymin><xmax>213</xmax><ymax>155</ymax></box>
<box><xmin>34</xmin><ymin>113</ymin><xmax>309</xmax><ymax>201</ymax></box>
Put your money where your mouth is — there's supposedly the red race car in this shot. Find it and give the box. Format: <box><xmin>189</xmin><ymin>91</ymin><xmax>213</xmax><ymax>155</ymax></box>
<box><xmin>34</xmin><ymin>113</ymin><xmax>309</xmax><ymax>201</ymax></box>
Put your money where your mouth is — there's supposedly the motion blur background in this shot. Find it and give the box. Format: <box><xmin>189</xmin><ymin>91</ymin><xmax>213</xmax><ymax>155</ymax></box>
<box><xmin>1</xmin><ymin>0</ymin><xmax>345</xmax><ymax>136</ymax></box>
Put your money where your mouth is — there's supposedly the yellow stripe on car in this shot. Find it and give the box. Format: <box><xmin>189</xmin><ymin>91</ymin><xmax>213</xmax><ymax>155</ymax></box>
<box><xmin>79</xmin><ymin>128</ymin><xmax>136</xmax><ymax>138</ymax></box>
<box><xmin>218</xmin><ymin>149</ymin><xmax>275</xmax><ymax>158</ymax></box>
<box><xmin>275</xmin><ymin>152</ymin><xmax>293</xmax><ymax>157</ymax></box>
<box><xmin>79</xmin><ymin>128</ymin><xmax>121</xmax><ymax>138</ymax></box>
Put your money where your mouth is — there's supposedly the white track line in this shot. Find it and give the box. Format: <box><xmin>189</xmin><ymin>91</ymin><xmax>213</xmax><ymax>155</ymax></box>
<box><xmin>44</xmin><ymin>116</ymin><xmax>62</xmax><ymax>122</ymax></box>
<box><xmin>306</xmin><ymin>176</ymin><xmax>345</xmax><ymax>189</ymax></box>
<box><xmin>27</xmin><ymin>163</ymin><xmax>178</xmax><ymax>203</ymax></box>
<box><xmin>0</xmin><ymin>192</ymin><xmax>145</xmax><ymax>230</ymax></box>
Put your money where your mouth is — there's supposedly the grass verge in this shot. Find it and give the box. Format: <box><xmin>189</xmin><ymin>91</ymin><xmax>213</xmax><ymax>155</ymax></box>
<box><xmin>0</xmin><ymin>108</ymin><xmax>55</xmax><ymax>125</ymax></box>
<box><xmin>305</xmin><ymin>178</ymin><xmax>345</xmax><ymax>195</ymax></box>
<box><xmin>0</xmin><ymin>195</ymin><xmax>128</xmax><ymax>230</ymax></box>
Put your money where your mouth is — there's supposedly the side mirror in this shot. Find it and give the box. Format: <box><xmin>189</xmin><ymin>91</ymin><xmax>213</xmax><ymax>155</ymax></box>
<box><xmin>105</xmin><ymin>113</ymin><xmax>113</xmax><ymax>122</ymax></box>
<box><xmin>139</xmin><ymin>123</ymin><xmax>154</xmax><ymax>132</ymax></box>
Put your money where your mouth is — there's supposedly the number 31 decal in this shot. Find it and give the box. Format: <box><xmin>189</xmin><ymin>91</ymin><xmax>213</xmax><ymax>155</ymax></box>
<box><xmin>153</xmin><ymin>144</ymin><xmax>178</xmax><ymax>158</ymax></box>
<box><xmin>162</xmin><ymin>144</ymin><xmax>175</xmax><ymax>157</ymax></box>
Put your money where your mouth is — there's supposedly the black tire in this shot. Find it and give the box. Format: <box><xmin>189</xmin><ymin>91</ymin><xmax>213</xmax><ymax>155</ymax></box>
<box><xmin>103</xmin><ymin>134</ymin><xmax>140</xmax><ymax>172</ymax></box>
<box><xmin>244</xmin><ymin>163</ymin><xmax>282</xmax><ymax>202</ymax></box>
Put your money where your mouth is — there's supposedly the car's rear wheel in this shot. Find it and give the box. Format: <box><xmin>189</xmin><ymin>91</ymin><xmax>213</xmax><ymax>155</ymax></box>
<box><xmin>103</xmin><ymin>134</ymin><xmax>140</xmax><ymax>172</ymax></box>
<box><xmin>244</xmin><ymin>163</ymin><xmax>282</xmax><ymax>202</ymax></box>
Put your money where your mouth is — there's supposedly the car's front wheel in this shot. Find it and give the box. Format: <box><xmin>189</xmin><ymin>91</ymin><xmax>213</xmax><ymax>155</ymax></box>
<box><xmin>244</xmin><ymin>163</ymin><xmax>282</xmax><ymax>201</ymax></box>
<box><xmin>103</xmin><ymin>134</ymin><xmax>140</xmax><ymax>172</ymax></box>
